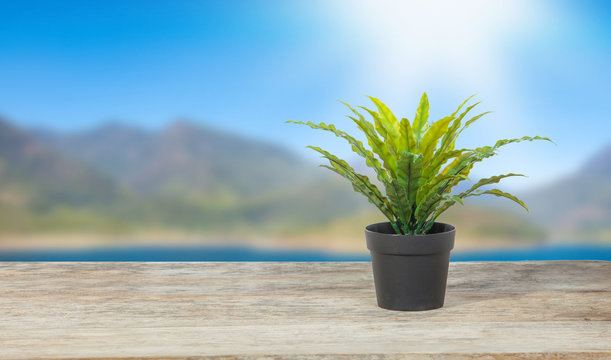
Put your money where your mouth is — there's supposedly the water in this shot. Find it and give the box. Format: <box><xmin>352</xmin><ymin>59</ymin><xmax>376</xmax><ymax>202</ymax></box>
<box><xmin>0</xmin><ymin>244</ymin><xmax>609</xmax><ymax>261</ymax></box>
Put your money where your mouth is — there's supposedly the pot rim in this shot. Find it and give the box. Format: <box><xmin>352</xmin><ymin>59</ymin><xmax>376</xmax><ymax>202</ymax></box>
<box><xmin>365</xmin><ymin>221</ymin><xmax>455</xmax><ymax>255</ymax></box>
<box><xmin>365</xmin><ymin>221</ymin><xmax>456</xmax><ymax>237</ymax></box>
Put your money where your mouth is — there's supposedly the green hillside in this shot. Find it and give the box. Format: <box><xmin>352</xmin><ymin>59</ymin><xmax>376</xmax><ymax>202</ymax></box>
<box><xmin>523</xmin><ymin>144</ymin><xmax>611</xmax><ymax>242</ymax></box>
<box><xmin>39</xmin><ymin>120</ymin><xmax>321</xmax><ymax>199</ymax></box>
<box><xmin>0</xmin><ymin>119</ymin><xmax>122</xmax><ymax>210</ymax></box>
<box><xmin>0</xmin><ymin>118</ymin><xmax>368</xmax><ymax>235</ymax></box>
<box><xmin>3</xmin><ymin>116</ymin><xmax>608</xmax><ymax>246</ymax></box>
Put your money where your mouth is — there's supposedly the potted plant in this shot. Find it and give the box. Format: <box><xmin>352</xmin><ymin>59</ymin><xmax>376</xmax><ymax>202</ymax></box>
<box><xmin>288</xmin><ymin>93</ymin><xmax>552</xmax><ymax>311</ymax></box>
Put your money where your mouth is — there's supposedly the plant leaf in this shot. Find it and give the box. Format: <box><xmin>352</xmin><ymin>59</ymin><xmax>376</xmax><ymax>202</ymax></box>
<box><xmin>491</xmin><ymin>136</ymin><xmax>556</xmax><ymax>151</ymax></box>
<box><xmin>383</xmin><ymin>179</ymin><xmax>410</xmax><ymax>233</ymax></box>
<box><xmin>456</xmin><ymin>111</ymin><xmax>493</xmax><ymax>136</ymax></box>
<box><xmin>412</xmin><ymin>92</ymin><xmax>429</xmax><ymax>144</ymax></box>
<box><xmin>286</xmin><ymin>120</ymin><xmax>391</xmax><ymax>182</ymax></box>
<box><xmin>466</xmin><ymin>188</ymin><xmax>530</xmax><ymax>212</ymax></box>
<box><xmin>368</xmin><ymin>96</ymin><xmax>400</xmax><ymax>134</ymax></box>
<box><xmin>357</xmin><ymin>107</ymin><xmax>400</xmax><ymax>174</ymax></box>
<box><xmin>399</xmin><ymin>117</ymin><xmax>417</xmax><ymax>153</ymax></box>
<box><xmin>397</xmin><ymin>151</ymin><xmax>423</xmax><ymax>208</ymax></box>
<box><xmin>450</xmin><ymin>94</ymin><xmax>476</xmax><ymax>117</ymax></box>
<box><xmin>419</xmin><ymin>116</ymin><xmax>454</xmax><ymax>164</ymax></box>
<box><xmin>439</xmin><ymin>101</ymin><xmax>481</xmax><ymax>152</ymax></box>
<box><xmin>460</xmin><ymin>173</ymin><xmax>526</xmax><ymax>197</ymax></box>
<box><xmin>307</xmin><ymin>146</ymin><xmax>397</xmax><ymax>221</ymax></box>
<box><xmin>360</xmin><ymin>106</ymin><xmax>400</xmax><ymax>153</ymax></box>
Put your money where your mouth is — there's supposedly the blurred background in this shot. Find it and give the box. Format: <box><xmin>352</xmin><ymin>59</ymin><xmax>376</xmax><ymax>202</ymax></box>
<box><xmin>0</xmin><ymin>0</ymin><xmax>610</xmax><ymax>260</ymax></box>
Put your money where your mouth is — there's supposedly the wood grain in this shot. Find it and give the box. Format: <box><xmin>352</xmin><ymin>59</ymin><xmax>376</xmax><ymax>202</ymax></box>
<box><xmin>0</xmin><ymin>261</ymin><xmax>609</xmax><ymax>359</ymax></box>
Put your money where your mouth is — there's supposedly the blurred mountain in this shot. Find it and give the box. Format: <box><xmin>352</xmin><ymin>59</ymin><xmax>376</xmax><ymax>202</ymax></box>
<box><xmin>6</xmin><ymin>114</ymin><xmax>609</xmax><ymax>245</ymax></box>
<box><xmin>0</xmin><ymin>118</ymin><xmax>122</xmax><ymax>211</ymax></box>
<box><xmin>581</xmin><ymin>144</ymin><xmax>611</xmax><ymax>177</ymax></box>
<box><xmin>0</xmin><ymin>117</ymin><xmax>366</xmax><ymax>235</ymax></box>
<box><xmin>524</xmin><ymin>143</ymin><xmax>611</xmax><ymax>241</ymax></box>
<box><xmin>38</xmin><ymin>120</ymin><xmax>319</xmax><ymax>200</ymax></box>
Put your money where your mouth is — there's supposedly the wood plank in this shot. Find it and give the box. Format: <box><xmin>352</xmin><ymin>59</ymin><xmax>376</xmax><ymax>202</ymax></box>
<box><xmin>0</xmin><ymin>261</ymin><xmax>609</xmax><ymax>359</ymax></box>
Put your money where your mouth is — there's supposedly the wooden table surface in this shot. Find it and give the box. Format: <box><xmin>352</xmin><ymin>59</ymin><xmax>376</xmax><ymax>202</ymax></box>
<box><xmin>0</xmin><ymin>261</ymin><xmax>609</xmax><ymax>359</ymax></box>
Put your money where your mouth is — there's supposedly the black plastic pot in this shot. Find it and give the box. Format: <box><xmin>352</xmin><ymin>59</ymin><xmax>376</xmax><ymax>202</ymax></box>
<box><xmin>365</xmin><ymin>222</ymin><xmax>455</xmax><ymax>311</ymax></box>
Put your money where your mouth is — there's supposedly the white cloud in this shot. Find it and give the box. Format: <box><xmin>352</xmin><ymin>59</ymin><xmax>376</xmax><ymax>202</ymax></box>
<box><xmin>328</xmin><ymin>0</ymin><xmax>546</xmax><ymax>106</ymax></box>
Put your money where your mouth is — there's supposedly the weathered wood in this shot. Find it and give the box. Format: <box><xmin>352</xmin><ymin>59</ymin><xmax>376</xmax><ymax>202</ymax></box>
<box><xmin>0</xmin><ymin>261</ymin><xmax>609</xmax><ymax>359</ymax></box>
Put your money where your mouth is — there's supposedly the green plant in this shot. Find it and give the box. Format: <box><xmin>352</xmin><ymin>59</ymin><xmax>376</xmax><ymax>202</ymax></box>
<box><xmin>287</xmin><ymin>93</ymin><xmax>553</xmax><ymax>235</ymax></box>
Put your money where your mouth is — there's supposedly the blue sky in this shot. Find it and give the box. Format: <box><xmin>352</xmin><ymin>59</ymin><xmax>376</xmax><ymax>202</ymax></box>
<box><xmin>1</xmin><ymin>0</ymin><xmax>610</xmax><ymax>190</ymax></box>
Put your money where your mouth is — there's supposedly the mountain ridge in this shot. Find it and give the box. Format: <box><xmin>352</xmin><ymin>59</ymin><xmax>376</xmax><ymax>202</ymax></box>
<box><xmin>37</xmin><ymin>119</ymin><xmax>323</xmax><ymax>199</ymax></box>
<box><xmin>521</xmin><ymin>142</ymin><xmax>611</xmax><ymax>240</ymax></box>
<box><xmin>0</xmin><ymin>118</ymin><xmax>123</xmax><ymax>210</ymax></box>
<box><xmin>2</xmin><ymin>115</ymin><xmax>610</xmax><ymax>242</ymax></box>
<box><xmin>0</xmin><ymin>116</ymin><xmax>367</xmax><ymax>234</ymax></box>
<box><xmin>581</xmin><ymin>143</ymin><xmax>611</xmax><ymax>177</ymax></box>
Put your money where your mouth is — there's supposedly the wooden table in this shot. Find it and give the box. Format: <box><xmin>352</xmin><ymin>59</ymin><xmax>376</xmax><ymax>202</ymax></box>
<box><xmin>0</xmin><ymin>261</ymin><xmax>609</xmax><ymax>359</ymax></box>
